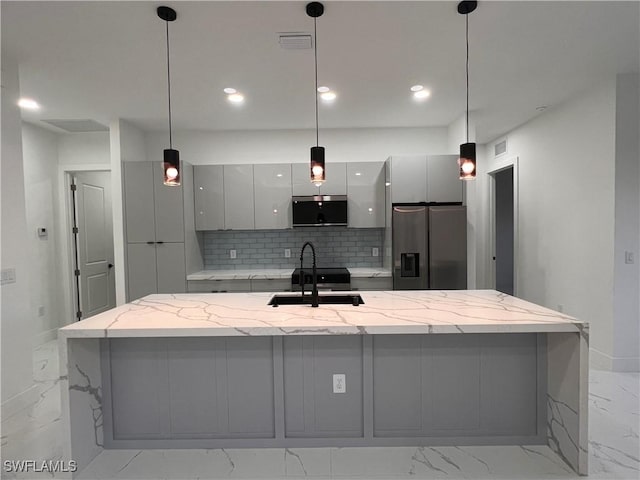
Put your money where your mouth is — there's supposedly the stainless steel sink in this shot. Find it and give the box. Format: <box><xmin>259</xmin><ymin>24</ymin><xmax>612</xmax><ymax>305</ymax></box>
<box><xmin>268</xmin><ymin>293</ymin><xmax>364</xmax><ymax>307</ymax></box>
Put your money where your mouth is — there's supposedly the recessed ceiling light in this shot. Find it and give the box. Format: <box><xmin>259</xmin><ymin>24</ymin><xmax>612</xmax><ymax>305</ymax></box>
<box><xmin>413</xmin><ymin>89</ymin><xmax>431</xmax><ymax>100</ymax></box>
<box><xmin>320</xmin><ymin>91</ymin><xmax>336</xmax><ymax>101</ymax></box>
<box><xmin>223</xmin><ymin>87</ymin><xmax>237</xmax><ymax>94</ymax></box>
<box><xmin>18</xmin><ymin>98</ymin><xmax>40</xmax><ymax>110</ymax></box>
<box><xmin>227</xmin><ymin>93</ymin><xmax>244</xmax><ymax>103</ymax></box>
<box><xmin>276</xmin><ymin>173</ymin><xmax>283</xmax><ymax>178</ymax></box>
<box><xmin>317</xmin><ymin>86</ymin><xmax>330</xmax><ymax>93</ymax></box>
<box><xmin>355</xmin><ymin>172</ymin><xmax>362</xmax><ymax>176</ymax></box>
<box><xmin>410</xmin><ymin>85</ymin><xmax>424</xmax><ymax>92</ymax></box>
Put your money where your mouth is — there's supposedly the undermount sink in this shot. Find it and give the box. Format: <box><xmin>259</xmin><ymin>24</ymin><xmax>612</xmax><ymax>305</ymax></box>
<box><xmin>269</xmin><ymin>293</ymin><xmax>364</xmax><ymax>307</ymax></box>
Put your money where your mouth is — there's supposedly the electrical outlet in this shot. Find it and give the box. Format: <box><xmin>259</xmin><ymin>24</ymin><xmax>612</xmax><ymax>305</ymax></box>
<box><xmin>625</xmin><ymin>251</ymin><xmax>635</xmax><ymax>264</ymax></box>
<box><xmin>284</xmin><ymin>248</ymin><xmax>291</xmax><ymax>258</ymax></box>
<box><xmin>372</xmin><ymin>247</ymin><xmax>379</xmax><ymax>257</ymax></box>
<box><xmin>230</xmin><ymin>249</ymin><xmax>237</xmax><ymax>259</ymax></box>
<box><xmin>333</xmin><ymin>374</ymin><xmax>346</xmax><ymax>394</ymax></box>
<box><xmin>38</xmin><ymin>306</ymin><xmax>45</xmax><ymax>317</ymax></box>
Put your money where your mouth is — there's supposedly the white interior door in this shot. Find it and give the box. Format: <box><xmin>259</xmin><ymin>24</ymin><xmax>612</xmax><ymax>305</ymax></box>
<box><xmin>73</xmin><ymin>171</ymin><xmax>116</xmax><ymax>319</ymax></box>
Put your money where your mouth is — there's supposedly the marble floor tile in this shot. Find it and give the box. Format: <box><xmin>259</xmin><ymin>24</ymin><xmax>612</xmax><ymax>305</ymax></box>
<box><xmin>2</xmin><ymin>340</ymin><xmax>639</xmax><ymax>480</ymax></box>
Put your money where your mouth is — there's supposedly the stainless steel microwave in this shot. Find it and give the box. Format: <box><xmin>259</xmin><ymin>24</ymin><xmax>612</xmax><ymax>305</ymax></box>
<box><xmin>292</xmin><ymin>195</ymin><xmax>348</xmax><ymax>227</ymax></box>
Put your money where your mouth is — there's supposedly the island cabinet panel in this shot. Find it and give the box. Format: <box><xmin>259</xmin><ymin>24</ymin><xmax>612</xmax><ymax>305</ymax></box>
<box><xmin>105</xmin><ymin>337</ymin><xmax>275</xmax><ymax>442</ymax></box>
<box><xmin>283</xmin><ymin>336</ymin><xmax>363</xmax><ymax>438</ymax></box>
<box><xmin>372</xmin><ymin>333</ymin><xmax>540</xmax><ymax>438</ymax></box>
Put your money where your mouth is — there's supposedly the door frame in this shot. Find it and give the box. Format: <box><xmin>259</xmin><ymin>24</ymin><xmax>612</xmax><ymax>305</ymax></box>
<box><xmin>59</xmin><ymin>164</ymin><xmax>111</xmax><ymax>325</ymax></box>
<box><xmin>487</xmin><ymin>156</ymin><xmax>519</xmax><ymax>296</ymax></box>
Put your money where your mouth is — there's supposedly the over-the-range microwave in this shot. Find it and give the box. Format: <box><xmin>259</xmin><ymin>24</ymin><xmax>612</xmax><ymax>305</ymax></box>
<box><xmin>292</xmin><ymin>195</ymin><xmax>348</xmax><ymax>227</ymax></box>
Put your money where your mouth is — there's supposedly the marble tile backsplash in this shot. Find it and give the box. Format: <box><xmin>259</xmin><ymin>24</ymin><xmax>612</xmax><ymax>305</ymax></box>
<box><xmin>203</xmin><ymin>227</ymin><xmax>384</xmax><ymax>269</ymax></box>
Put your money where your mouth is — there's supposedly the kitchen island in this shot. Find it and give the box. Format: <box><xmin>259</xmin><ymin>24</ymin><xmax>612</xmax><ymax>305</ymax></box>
<box><xmin>59</xmin><ymin>290</ymin><xmax>588</xmax><ymax>477</ymax></box>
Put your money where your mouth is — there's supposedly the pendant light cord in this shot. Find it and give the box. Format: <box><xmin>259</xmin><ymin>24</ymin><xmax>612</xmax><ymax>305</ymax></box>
<box><xmin>314</xmin><ymin>17</ymin><xmax>319</xmax><ymax>147</ymax></box>
<box><xmin>465</xmin><ymin>13</ymin><xmax>469</xmax><ymax>143</ymax></box>
<box><xmin>166</xmin><ymin>20</ymin><xmax>173</xmax><ymax>149</ymax></box>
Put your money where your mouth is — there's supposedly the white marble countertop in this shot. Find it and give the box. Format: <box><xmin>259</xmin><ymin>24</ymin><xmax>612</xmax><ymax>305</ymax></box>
<box><xmin>59</xmin><ymin>290</ymin><xmax>587</xmax><ymax>339</ymax></box>
<box><xmin>187</xmin><ymin>269</ymin><xmax>293</xmax><ymax>280</ymax></box>
<box><xmin>187</xmin><ymin>268</ymin><xmax>391</xmax><ymax>281</ymax></box>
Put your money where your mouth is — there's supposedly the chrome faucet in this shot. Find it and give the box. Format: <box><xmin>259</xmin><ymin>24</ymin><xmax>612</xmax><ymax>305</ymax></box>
<box><xmin>300</xmin><ymin>241</ymin><xmax>319</xmax><ymax>307</ymax></box>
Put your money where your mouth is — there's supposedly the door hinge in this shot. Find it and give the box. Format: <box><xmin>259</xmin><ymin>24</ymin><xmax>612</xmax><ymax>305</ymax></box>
<box><xmin>76</xmin><ymin>311</ymin><xmax>82</xmax><ymax>319</ymax></box>
<box><xmin>74</xmin><ymin>269</ymin><xmax>80</xmax><ymax>277</ymax></box>
<box><xmin>70</xmin><ymin>184</ymin><xmax>77</xmax><ymax>191</ymax></box>
<box><xmin>72</xmin><ymin>227</ymin><xmax>79</xmax><ymax>234</ymax></box>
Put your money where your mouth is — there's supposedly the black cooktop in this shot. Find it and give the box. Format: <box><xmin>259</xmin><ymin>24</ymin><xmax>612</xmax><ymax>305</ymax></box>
<box><xmin>292</xmin><ymin>267</ymin><xmax>350</xmax><ymax>285</ymax></box>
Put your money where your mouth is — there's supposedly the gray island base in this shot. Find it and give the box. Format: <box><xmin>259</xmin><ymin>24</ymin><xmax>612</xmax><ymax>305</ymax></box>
<box><xmin>59</xmin><ymin>290</ymin><xmax>588</xmax><ymax>477</ymax></box>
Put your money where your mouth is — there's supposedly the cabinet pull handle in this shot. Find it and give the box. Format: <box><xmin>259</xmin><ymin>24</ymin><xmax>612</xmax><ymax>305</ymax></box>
<box><xmin>156</xmin><ymin>241</ymin><xmax>164</xmax><ymax>244</ymax></box>
<box><xmin>147</xmin><ymin>241</ymin><xmax>155</xmax><ymax>245</ymax></box>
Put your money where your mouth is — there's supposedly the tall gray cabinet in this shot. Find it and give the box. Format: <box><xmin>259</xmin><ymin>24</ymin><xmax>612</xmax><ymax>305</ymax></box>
<box><xmin>124</xmin><ymin>161</ymin><xmax>198</xmax><ymax>301</ymax></box>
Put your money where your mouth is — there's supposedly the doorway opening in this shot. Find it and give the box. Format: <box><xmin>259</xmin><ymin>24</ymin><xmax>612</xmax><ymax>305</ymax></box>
<box><xmin>488</xmin><ymin>158</ymin><xmax>519</xmax><ymax>296</ymax></box>
<box><xmin>68</xmin><ymin>171</ymin><xmax>116</xmax><ymax>320</ymax></box>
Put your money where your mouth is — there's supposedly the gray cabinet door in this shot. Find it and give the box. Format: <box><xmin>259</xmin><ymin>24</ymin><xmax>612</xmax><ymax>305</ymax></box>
<box><xmin>153</xmin><ymin>162</ymin><xmax>184</xmax><ymax>243</ymax></box>
<box><xmin>223</xmin><ymin>165</ymin><xmax>255</xmax><ymax>230</ymax></box>
<box><xmin>126</xmin><ymin>243</ymin><xmax>157</xmax><ymax>301</ymax></box>
<box><xmin>123</xmin><ymin>162</ymin><xmax>156</xmax><ymax>243</ymax></box>
<box><xmin>253</xmin><ymin>164</ymin><xmax>292</xmax><ymax>229</ymax></box>
<box><xmin>320</xmin><ymin>162</ymin><xmax>347</xmax><ymax>195</ymax></box>
<box><xmin>390</xmin><ymin>156</ymin><xmax>427</xmax><ymax>203</ymax></box>
<box><xmin>292</xmin><ymin>163</ymin><xmax>320</xmax><ymax>196</ymax></box>
<box><xmin>346</xmin><ymin>162</ymin><xmax>385</xmax><ymax>228</ymax></box>
<box><xmin>427</xmin><ymin>155</ymin><xmax>463</xmax><ymax>202</ymax></box>
<box><xmin>156</xmin><ymin>242</ymin><xmax>186</xmax><ymax>294</ymax></box>
<box><xmin>194</xmin><ymin>165</ymin><xmax>224</xmax><ymax>231</ymax></box>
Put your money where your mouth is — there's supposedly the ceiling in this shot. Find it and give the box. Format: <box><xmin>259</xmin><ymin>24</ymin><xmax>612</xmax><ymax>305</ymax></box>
<box><xmin>2</xmin><ymin>1</ymin><xmax>638</xmax><ymax>143</ymax></box>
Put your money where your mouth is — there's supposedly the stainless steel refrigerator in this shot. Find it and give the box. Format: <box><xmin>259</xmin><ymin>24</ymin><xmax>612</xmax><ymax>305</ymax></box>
<box><xmin>392</xmin><ymin>204</ymin><xmax>467</xmax><ymax>290</ymax></box>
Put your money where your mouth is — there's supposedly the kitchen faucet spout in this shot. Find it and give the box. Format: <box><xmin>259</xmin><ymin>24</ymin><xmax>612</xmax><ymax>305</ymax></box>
<box><xmin>300</xmin><ymin>242</ymin><xmax>319</xmax><ymax>307</ymax></box>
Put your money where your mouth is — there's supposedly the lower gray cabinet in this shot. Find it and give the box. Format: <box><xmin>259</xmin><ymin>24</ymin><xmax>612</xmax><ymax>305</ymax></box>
<box><xmin>107</xmin><ymin>337</ymin><xmax>274</xmax><ymax>440</ymax></box>
<box><xmin>283</xmin><ymin>336</ymin><xmax>363</xmax><ymax>437</ymax></box>
<box><xmin>126</xmin><ymin>242</ymin><xmax>186</xmax><ymax>301</ymax></box>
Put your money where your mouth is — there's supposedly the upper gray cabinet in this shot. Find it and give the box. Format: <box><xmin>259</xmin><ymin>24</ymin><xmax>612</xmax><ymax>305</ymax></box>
<box><xmin>346</xmin><ymin>162</ymin><xmax>385</xmax><ymax>228</ymax></box>
<box><xmin>224</xmin><ymin>164</ymin><xmax>255</xmax><ymax>230</ymax></box>
<box><xmin>426</xmin><ymin>155</ymin><xmax>463</xmax><ymax>203</ymax></box>
<box><xmin>388</xmin><ymin>155</ymin><xmax>462</xmax><ymax>204</ymax></box>
<box><xmin>292</xmin><ymin>162</ymin><xmax>347</xmax><ymax>196</ymax></box>
<box><xmin>123</xmin><ymin>161</ymin><xmax>184</xmax><ymax>243</ymax></box>
<box><xmin>194</xmin><ymin>165</ymin><xmax>224</xmax><ymax>231</ymax></box>
<box><xmin>253</xmin><ymin>164</ymin><xmax>292</xmax><ymax>229</ymax></box>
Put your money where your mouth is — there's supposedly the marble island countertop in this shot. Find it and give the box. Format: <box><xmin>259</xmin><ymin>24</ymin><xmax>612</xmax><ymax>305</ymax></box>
<box><xmin>59</xmin><ymin>290</ymin><xmax>587</xmax><ymax>339</ymax></box>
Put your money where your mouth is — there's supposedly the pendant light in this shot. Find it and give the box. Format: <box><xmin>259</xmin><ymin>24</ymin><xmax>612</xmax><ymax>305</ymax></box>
<box><xmin>458</xmin><ymin>1</ymin><xmax>477</xmax><ymax>180</ymax></box>
<box><xmin>307</xmin><ymin>2</ymin><xmax>325</xmax><ymax>187</ymax></box>
<box><xmin>158</xmin><ymin>6</ymin><xmax>180</xmax><ymax>186</ymax></box>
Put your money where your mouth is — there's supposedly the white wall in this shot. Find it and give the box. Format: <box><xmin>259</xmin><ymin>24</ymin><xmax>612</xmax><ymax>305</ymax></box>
<box><xmin>21</xmin><ymin>123</ymin><xmax>64</xmax><ymax>344</ymax></box>
<box><xmin>145</xmin><ymin>127</ymin><xmax>449</xmax><ymax>165</ymax></box>
<box><xmin>58</xmin><ymin>132</ymin><xmax>110</xmax><ymax>166</ymax></box>
<box><xmin>612</xmin><ymin>73</ymin><xmax>640</xmax><ymax>371</ymax></box>
<box><xmin>477</xmin><ymin>79</ymin><xmax>617</xmax><ymax>368</ymax></box>
<box><xmin>1</xmin><ymin>60</ymin><xmax>35</xmax><ymax>405</ymax></box>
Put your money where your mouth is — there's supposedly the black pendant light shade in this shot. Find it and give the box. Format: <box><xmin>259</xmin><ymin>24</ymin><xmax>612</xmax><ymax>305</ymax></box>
<box><xmin>163</xmin><ymin>149</ymin><xmax>180</xmax><ymax>185</ymax></box>
<box><xmin>307</xmin><ymin>2</ymin><xmax>325</xmax><ymax>186</ymax></box>
<box><xmin>458</xmin><ymin>1</ymin><xmax>477</xmax><ymax>180</ymax></box>
<box><xmin>458</xmin><ymin>142</ymin><xmax>476</xmax><ymax>179</ymax></box>
<box><xmin>310</xmin><ymin>146</ymin><xmax>325</xmax><ymax>185</ymax></box>
<box><xmin>158</xmin><ymin>6</ymin><xmax>180</xmax><ymax>186</ymax></box>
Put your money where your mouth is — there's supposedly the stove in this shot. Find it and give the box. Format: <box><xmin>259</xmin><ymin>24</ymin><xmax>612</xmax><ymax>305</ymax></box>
<box><xmin>291</xmin><ymin>268</ymin><xmax>351</xmax><ymax>291</ymax></box>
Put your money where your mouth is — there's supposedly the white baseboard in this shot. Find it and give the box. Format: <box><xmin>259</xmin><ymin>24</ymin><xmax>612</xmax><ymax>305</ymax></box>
<box><xmin>590</xmin><ymin>347</ymin><xmax>640</xmax><ymax>372</ymax></box>
<box><xmin>34</xmin><ymin>327</ymin><xmax>58</xmax><ymax>347</ymax></box>
<box><xmin>1</xmin><ymin>384</ymin><xmax>40</xmax><ymax>421</ymax></box>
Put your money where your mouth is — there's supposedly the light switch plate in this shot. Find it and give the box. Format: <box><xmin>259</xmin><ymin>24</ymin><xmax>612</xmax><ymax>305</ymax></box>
<box><xmin>625</xmin><ymin>251</ymin><xmax>635</xmax><ymax>264</ymax></box>
<box><xmin>230</xmin><ymin>249</ymin><xmax>237</xmax><ymax>259</ymax></box>
<box><xmin>333</xmin><ymin>374</ymin><xmax>346</xmax><ymax>394</ymax></box>
<box><xmin>372</xmin><ymin>247</ymin><xmax>379</xmax><ymax>257</ymax></box>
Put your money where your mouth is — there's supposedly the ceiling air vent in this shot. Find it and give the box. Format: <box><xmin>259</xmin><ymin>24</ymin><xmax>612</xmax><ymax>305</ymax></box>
<box><xmin>278</xmin><ymin>33</ymin><xmax>312</xmax><ymax>49</ymax></box>
<box><xmin>494</xmin><ymin>139</ymin><xmax>507</xmax><ymax>157</ymax></box>
<box><xmin>41</xmin><ymin>119</ymin><xmax>108</xmax><ymax>133</ymax></box>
